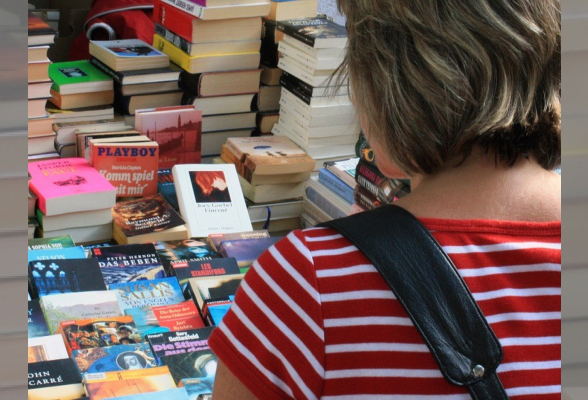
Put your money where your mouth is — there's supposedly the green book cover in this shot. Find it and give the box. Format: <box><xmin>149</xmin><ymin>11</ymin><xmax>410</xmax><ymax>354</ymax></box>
<box><xmin>49</xmin><ymin>60</ymin><xmax>112</xmax><ymax>92</ymax></box>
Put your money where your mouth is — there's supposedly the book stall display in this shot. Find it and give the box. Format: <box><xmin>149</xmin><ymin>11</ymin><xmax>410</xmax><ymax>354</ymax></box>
<box><xmin>25</xmin><ymin>2</ymin><xmax>411</xmax><ymax>399</ymax></box>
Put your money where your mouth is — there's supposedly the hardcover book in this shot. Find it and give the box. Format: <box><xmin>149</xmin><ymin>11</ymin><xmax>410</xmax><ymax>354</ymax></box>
<box><xmin>134</xmin><ymin>105</ymin><xmax>202</xmax><ymax>168</ymax></box>
<box><xmin>39</xmin><ymin>290</ymin><xmax>122</xmax><ymax>334</ymax></box>
<box><xmin>154</xmin><ymin>239</ymin><xmax>220</xmax><ymax>274</ymax></box>
<box><xmin>82</xmin><ymin>366</ymin><xmax>176</xmax><ymax>399</ymax></box>
<box><xmin>125</xmin><ymin>300</ymin><xmax>205</xmax><ymax>337</ymax></box>
<box><xmin>91</xmin><ymin>243</ymin><xmax>165</xmax><ymax>286</ymax></box>
<box><xmin>277</xmin><ymin>17</ymin><xmax>347</xmax><ymax>49</ymax></box>
<box><xmin>28</xmin><ymin>299</ymin><xmax>51</xmax><ymax>338</ymax></box>
<box><xmin>28</xmin><ymin>334</ymin><xmax>69</xmax><ymax>363</ymax></box>
<box><xmin>49</xmin><ymin>60</ymin><xmax>113</xmax><ymax>95</ymax></box>
<box><xmin>109</xmin><ymin>277</ymin><xmax>184</xmax><ymax>311</ymax></box>
<box><xmin>207</xmin><ymin>230</ymin><xmax>271</xmax><ymax>252</ymax></box>
<box><xmin>172</xmin><ymin>164</ymin><xmax>253</xmax><ymax>238</ymax></box>
<box><xmin>146</xmin><ymin>326</ymin><xmax>215</xmax><ymax>362</ymax></box>
<box><xmin>57</xmin><ymin>316</ymin><xmax>141</xmax><ymax>355</ymax></box>
<box><xmin>28</xmin><ymin>358</ymin><xmax>85</xmax><ymax>400</ymax></box>
<box><xmin>217</xmin><ymin>237</ymin><xmax>281</xmax><ymax>271</ymax></box>
<box><xmin>157</xmin><ymin>169</ymin><xmax>179</xmax><ymax>211</ymax></box>
<box><xmin>89</xmin><ymin>39</ymin><xmax>170</xmax><ymax>72</ymax></box>
<box><xmin>160</xmin><ymin>348</ymin><xmax>217</xmax><ymax>386</ymax></box>
<box><xmin>172</xmin><ymin>258</ymin><xmax>241</xmax><ymax>291</ymax></box>
<box><xmin>28</xmin><ymin>157</ymin><xmax>117</xmax><ymax>216</ymax></box>
<box><xmin>28</xmin><ymin>258</ymin><xmax>106</xmax><ymax>298</ymax></box>
<box><xmin>179</xmin><ymin>69</ymin><xmax>262</xmax><ymax>98</ymax></box>
<box><xmin>89</xmin><ymin>139</ymin><xmax>159</xmax><ymax>198</ymax></box>
<box><xmin>111</xmin><ymin>194</ymin><xmax>189</xmax><ymax>245</ymax></box>
<box><xmin>72</xmin><ymin>342</ymin><xmax>157</xmax><ymax>375</ymax></box>
<box><xmin>90</xmin><ymin>57</ymin><xmax>181</xmax><ymax>85</ymax></box>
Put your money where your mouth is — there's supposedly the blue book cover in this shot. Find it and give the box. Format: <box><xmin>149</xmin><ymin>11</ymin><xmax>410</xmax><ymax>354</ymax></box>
<box><xmin>217</xmin><ymin>237</ymin><xmax>281</xmax><ymax>271</ymax></box>
<box><xmin>108</xmin><ymin>277</ymin><xmax>184</xmax><ymax>312</ymax></box>
<box><xmin>110</xmin><ymin>387</ymin><xmax>190</xmax><ymax>400</ymax></box>
<box><xmin>72</xmin><ymin>342</ymin><xmax>158</xmax><ymax>375</ymax></box>
<box><xmin>146</xmin><ymin>326</ymin><xmax>214</xmax><ymax>362</ymax></box>
<box><xmin>28</xmin><ymin>246</ymin><xmax>87</xmax><ymax>264</ymax></box>
<box><xmin>305</xmin><ymin>185</ymin><xmax>348</xmax><ymax>219</ymax></box>
<box><xmin>91</xmin><ymin>243</ymin><xmax>165</xmax><ymax>285</ymax></box>
<box><xmin>318</xmin><ymin>168</ymin><xmax>355</xmax><ymax>204</ymax></box>
<box><xmin>157</xmin><ymin>169</ymin><xmax>179</xmax><ymax>211</ymax></box>
<box><xmin>28</xmin><ymin>299</ymin><xmax>50</xmax><ymax>338</ymax></box>
<box><xmin>29</xmin><ymin>258</ymin><xmax>106</xmax><ymax>298</ymax></box>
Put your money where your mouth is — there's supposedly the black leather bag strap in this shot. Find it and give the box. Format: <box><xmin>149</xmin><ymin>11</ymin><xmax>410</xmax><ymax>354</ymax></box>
<box><xmin>318</xmin><ymin>205</ymin><xmax>508</xmax><ymax>399</ymax></box>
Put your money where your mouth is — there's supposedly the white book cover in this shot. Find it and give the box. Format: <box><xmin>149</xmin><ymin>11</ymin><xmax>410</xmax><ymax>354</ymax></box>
<box><xmin>28</xmin><ymin>334</ymin><xmax>69</xmax><ymax>363</ymax></box>
<box><xmin>172</xmin><ymin>164</ymin><xmax>253</xmax><ymax>238</ymax></box>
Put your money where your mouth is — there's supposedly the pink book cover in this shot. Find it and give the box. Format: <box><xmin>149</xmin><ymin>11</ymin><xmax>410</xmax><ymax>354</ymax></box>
<box><xmin>28</xmin><ymin>157</ymin><xmax>116</xmax><ymax>214</ymax></box>
<box><xmin>134</xmin><ymin>105</ymin><xmax>202</xmax><ymax>169</ymax></box>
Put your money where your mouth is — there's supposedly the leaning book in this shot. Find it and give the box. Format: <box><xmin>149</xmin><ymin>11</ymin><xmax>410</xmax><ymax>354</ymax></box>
<box><xmin>172</xmin><ymin>163</ymin><xmax>253</xmax><ymax>238</ymax></box>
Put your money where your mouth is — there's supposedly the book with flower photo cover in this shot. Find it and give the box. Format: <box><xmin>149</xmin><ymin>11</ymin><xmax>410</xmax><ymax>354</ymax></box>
<box><xmin>172</xmin><ymin>164</ymin><xmax>252</xmax><ymax>238</ymax></box>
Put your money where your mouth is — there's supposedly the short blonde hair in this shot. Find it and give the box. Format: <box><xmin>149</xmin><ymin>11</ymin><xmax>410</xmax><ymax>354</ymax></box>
<box><xmin>336</xmin><ymin>0</ymin><xmax>561</xmax><ymax>175</ymax></box>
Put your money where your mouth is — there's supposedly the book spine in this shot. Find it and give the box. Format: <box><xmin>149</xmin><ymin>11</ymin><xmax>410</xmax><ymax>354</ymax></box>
<box><xmin>279</xmin><ymin>75</ymin><xmax>312</xmax><ymax>105</ymax></box>
<box><xmin>178</xmin><ymin>71</ymin><xmax>204</xmax><ymax>95</ymax></box>
<box><xmin>153</xmin><ymin>0</ymin><xmax>196</xmax><ymax>43</ymax></box>
<box><xmin>154</xmin><ymin>23</ymin><xmax>194</xmax><ymax>55</ymax></box>
<box><xmin>88</xmin><ymin>58</ymin><xmax>123</xmax><ymax>84</ymax></box>
<box><xmin>160</xmin><ymin>0</ymin><xmax>205</xmax><ymax>19</ymax></box>
<box><xmin>260</xmin><ymin>18</ymin><xmax>280</xmax><ymax>68</ymax></box>
<box><xmin>304</xmin><ymin>186</ymin><xmax>347</xmax><ymax>219</ymax></box>
<box><xmin>318</xmin><ymin>168</ymin><xmax>354</xmax><ymax>204</ymax></box>
<box><xmin>153</xmin><ymin>34</ymin><xmax>192</xmax><ymax>72</ymax></box>
<box><xmin>353</xmin><ymin>184</ymin><xmax>381</xmax><ymax>210</ymax></box>
<box><xmin>277</xmin><ymin>22</ymin><xmax>316</xmax><ymax>48</ymax></box>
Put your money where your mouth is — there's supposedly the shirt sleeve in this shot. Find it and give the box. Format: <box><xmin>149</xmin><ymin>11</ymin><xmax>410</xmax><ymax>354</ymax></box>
<box><xmin>209</xmin><ymin>230</ymin><xmax>325</xmax><ymax>400</ymax></box>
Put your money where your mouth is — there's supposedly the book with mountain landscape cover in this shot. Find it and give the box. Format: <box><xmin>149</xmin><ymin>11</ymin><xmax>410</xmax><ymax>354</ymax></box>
<box><xmin>154</xmin><ymin>239</ymin><xmax>220</xmax><ymax>275</ymax></box>
<box><xmin>225</xmin><ymin>136</ymin><xmax>315</xmax><ymax>176</ymax></box>
<box><xmin>89</xmin><ymin>57</ymin><xmax>180</xmax><ymax>85</ymax></box>
<box><xmin>160</xmin><ymin>348</ymin><xmax>217</xmax><ymax>386</ymax></box>
<box><xmin>28</xmin><ymin>258</ymin><xmax>106</xmax><ymax>299</ymax></box>
<box><xmin>82</xmin><ymin>366</ymin><xmax>176</xmax><ymax>399</ymax></box>
<box><xmin>124</xmin><ymin>300</ymin><xmax>205</xmax><ymax>337</ymax></box>
<box><xmin>111</xmin><ymin>194</ymin><xmax>189</xmax><ymax>245</ymax></box>
<box><xmin>28</xmin><ymin>157</ymin><xmax>117</xmax><ymax>216</ymax></box>
<box><xmin>49</xmin><ymin>60</ymin><xmax>113</xmax><ymax>95</ymax></box>
<box><xmin>135</xmin><ymin>105</ymin><xmax>202</xmax><ymax>169</ymax></box>
<box><xmin>172</xmin><ymin>164</ymin><xmax>253</xmax><ymax>238</ymax></box>
<box><xmin>40</xmin><ymin>290</ymin><xmax>122</xmax><ymax>334</ymax></box>
<box><xmin>91</xmin><ymin>243</ymin><xmax>165</xmax><ymax>286</ymax></box>
<box><xmin>28</xmin><ymin>358</ymin><xmax>85</xmax><ymax>400</ymax></box>
<box><xmin>89</xmin><ymin>39</ymin><xmax>170</xmax><ymax>72</ymax></box>
<box><xmin>29</xmin><ymin>299</ymin><xmax>51</xmax><ymax>338</ymax></box>
<box><xmin>172</xmin><ymin>257</ymin><xmax>241</xmax><ymax>292</ymax></box>
<box><xmin>28</xmin><ymin>11</ymin><xmax>56</xmax><ymax>47</ymax></box>
<box><xmin>57</xmin><ymin>316</ymin><xmax>141</xmax><ymax>356</ymax></box>
<box><xmin>72</xmin><ymin>342</ymin><xmax>157</xmax><ymax>376</ymax></box>
<box><xmin>146</xmin><ymin>326</ymin><xmax>214</xmax><ymax>362</ymax></box>
<box><xmin>28</xmin><ymin>334</ymin><xmax>69</xmax><ymax>363</ymax></box>
<box><xmin>277</xmin><ymin>17</ymin><xmax>347</xmax><ymax>48</ymax></box>
<box><xmin>89</xmin><ymin>139</ymin><xmax>159</xmax><ymax>198</ymax></box>
<box><xmin>109</xmin><ymin>277</ymin><xmax>184</xmax><ymax>311</ymax></box>
<box><xmin>28</xmin><ymin>235</ymin><xmax>76</xmax><ymax>251</ymax></box>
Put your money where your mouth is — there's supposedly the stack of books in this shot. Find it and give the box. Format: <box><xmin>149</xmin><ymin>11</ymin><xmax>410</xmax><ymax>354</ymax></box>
<box><xmin>28</xmin><ymin>157</ymin><xmax>117</xmax><ymax>243</ymax></box>
<box><xmin>272</xmin><ymin>17</ymin><xmax>361</xmax><ymax>166</ymax></box>
<box><xmin>47</xmin><ymin>60</ymin><xmax>115</xmax><ymax>158</ymax></box>
<box><xmin>88</xmin><ymin>38</ymin><xmax>183</xmax><ymax>116</ymax></box>
<box><xmin>152</xmin><ymin>0</ymin><xmax>271</xmax><ymax>160</ymax></box>
<box><xmin>219</xmin><ymin>135</ymin><xmax>315</xmax><ymax>231</ymax></box>
<box><xmin>27</xmin><ymin>11</ymin><xmax>57</xmax><ymax>160</ymax></box>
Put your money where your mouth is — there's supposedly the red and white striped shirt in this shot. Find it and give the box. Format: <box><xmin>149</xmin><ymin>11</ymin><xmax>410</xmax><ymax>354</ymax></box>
<box><xmin>209</xmin><ymin>218</ymin><xmax>561</xmax><ymax>399</ymax></box>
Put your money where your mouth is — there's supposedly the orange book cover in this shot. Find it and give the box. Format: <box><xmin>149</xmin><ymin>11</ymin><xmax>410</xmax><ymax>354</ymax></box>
<box><xmin>83</xmin><ymin>366</ymin><xmax>176</xmax><ymax>399</ymax></box>
<box><xmin>90</xmin><ymin>141</ymin><xmax>159</xmax><ymax>197</ymax></box>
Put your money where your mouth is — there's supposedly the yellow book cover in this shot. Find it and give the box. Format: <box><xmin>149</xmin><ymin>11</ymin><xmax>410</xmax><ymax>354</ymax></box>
<box><xmin>83</xmin><ymin>366</ymin><xmax>176</xmax><ymax>399</ymax></box>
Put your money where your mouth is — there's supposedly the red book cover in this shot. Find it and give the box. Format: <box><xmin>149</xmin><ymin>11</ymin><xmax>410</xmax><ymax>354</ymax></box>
<box><xmin>134</xmin><ymin>105</ymin><xmax>202</xmax><ymax>169</ymax></box>
<box><xmin>28</xmin><ymin>157</ymin><xmax>117</xmax><ymax>216</ymax></box>
<box><xmin>152</xmin><ymin>300</ymin><xmax>205</xmax><ymax>331</ymax></box>
<box><xmin>153</xmin><ymin>0</ymin><xmax>196</xmax><ymax>43</ymax></box>
<box><xmin>90</xmin><ymin>141</ymin><xmax>159</xmax><ymax>198</ymax></box>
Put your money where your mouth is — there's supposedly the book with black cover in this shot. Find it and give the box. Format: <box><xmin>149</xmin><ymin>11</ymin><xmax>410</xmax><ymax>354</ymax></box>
<box><xmin>28</xmin><ymin>258</ymin><xmax>106</xmax><ymax>299</ymax></box>
<box><xmin>28</xmin><ymin>299</ymin><xmax>51</xmax><ymax>338</ymax></box>
<box><xmin>160</xmin><ymin>349</ymin><xmax>217</xmax><ymax>387</ymax></box>
<box><xmin>277</xmin><ymin>17</ymin><xmax>347</xmax><ymax>48</ymax></box>
<box><xmin>146</xmin><ymin>326</ymin><xmax>214</xmax><ymax>362</ymax></box>
<box><xmin>172</xmin><ymin>257</ymin><xmax>241</xmax><ymax>292</ymax></box>
<box><xmin>157</xmin><ymin>169</ymin><xmax>179</xmax><ymax>211</ymax></box>
<box><xmin>154</xmin><ymin>239</ymin><xmax>220</xmax><ymax>274</ymax></box>
<box><xmin>90</xmin><ymin>57</ymin><xmax>181</xmax><ymax>85</ymax></box>
<box><xmin>28</xmin><ymin>358</ymin><xmax>85</xmax><ymax>399</ymax></box>
<box><xmin>91</xmin><ymin>243</ymin><xmax>165</xmax><ymax>285</ymax></box>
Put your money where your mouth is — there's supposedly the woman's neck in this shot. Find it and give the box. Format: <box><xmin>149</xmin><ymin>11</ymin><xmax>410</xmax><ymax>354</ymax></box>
<box><xmin>393</xmin><ymin>148</ymin><xmax>561</xmax><ymax>222</ymax></box>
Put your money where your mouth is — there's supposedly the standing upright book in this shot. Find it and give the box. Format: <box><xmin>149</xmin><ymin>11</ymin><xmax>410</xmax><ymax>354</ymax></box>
<box><xmin>28</xmin><ymin>157</ymin><xmax>117</xmax><ymax>216</ymax></box>
<box><xmin>134</xmin><ymin>105</ymin><xmax>202</xmax><ymax>168</ymax></box>
<box><xmin>157</xmin><ymin>169</ymin><xmax>179</xmax><ymax>211</ymax></box>
<box><xmin>172</xmin><ymin>164</ymin><xmax>253</xmax><ymax>238</ymax></box>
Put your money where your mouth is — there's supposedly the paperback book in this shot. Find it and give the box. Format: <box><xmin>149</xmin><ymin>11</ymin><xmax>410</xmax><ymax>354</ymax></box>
<box><xmin>28</xmin><ymin>334</ymin><xmax>69</xmax><ymax>363</ymax></box>
<box><xmin>28</xmin><ymin>299</ymin><xmax>51</xmax><ymax>338</ymax></box>
<box><xmin>172</xmin><ymin>257</ymin><xmax>241</xmax><ymax>291</ymax></box>
<box><xmin>217</xmin><ymin>237</ymin><xmax>281</xmax><ymax>271</ymax></box>
<box><xmin>27</xmin><ymin>245</ymin><xmax>87</xmax><ymax>264</ymax></box>
<box><xmin>157</xmin><ymin>168</ymin><xmax>179</xmax><ymax>210</ymax></box>
<box><xmin>184</xmin><ymin>275</ymin><xmax>243</xmax><ymax>325</ymax></box>
<box><xmin>82</xmin><ymin>366</ymin><xmax>176</xmax><ymax>399</ymax></box>
<box><xmin>111</xmin><ymin>194</ymin><xmax>189</xmax><ymax>245</ymax></box>
<box><xmin>154</xmin><ymin>239</ymin><xmax>220</xmax><ymax>274</ymax></box>
<box><xmin>72</xmin><ymin>342</ymin><xmax>157</xmax><ymax>375</ymax></box>
<box><xmin>28</xmin><ymin>358</ymin><xmax>85</xmax><ymax>400</ymax></box>
<box><xmin>49</xmin><ymin>60</ymin><xmax>113</xmax><ymax>95</ymax></box>
<box><xmin>89</xmin><ymin>39</ymin><xmax>170</xmax><ymax>72</ymax></box>
<box><xmin>160</xmin><ymin>348</ymin><xmax>217</xmax><ymax>386</ymax></box>
<box><xmin>276</xmin><ymin>17</ymin><xmax>347</xmax><ymax>48</ymax></box>
<box><xmin>124</xmin><ymin>300</ymin><xmax>205</xmax><ymax>337</ymax></box>
<box><xmin>91</xmin><ymin>243</ymin><xmax>165</xmax><ymax>286</ymax></box>
<box><xmin>108</xmin><ymin>277</ymin><xmax>184</xmax><ymax>311</ymax></box>
<box><xmin>207</xmin><ymin>230</ymin><xmax>271</xmax><ymax>252</ymax></box>
<box><xmin>146</xmin><ymin>326</ymin><xmax>214</xmax><ymax>361</ymax></box>
<box><xmin>172</xmin><ymin>164</ymin><xmax>253</xmax><ymax>238</ymax></box>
